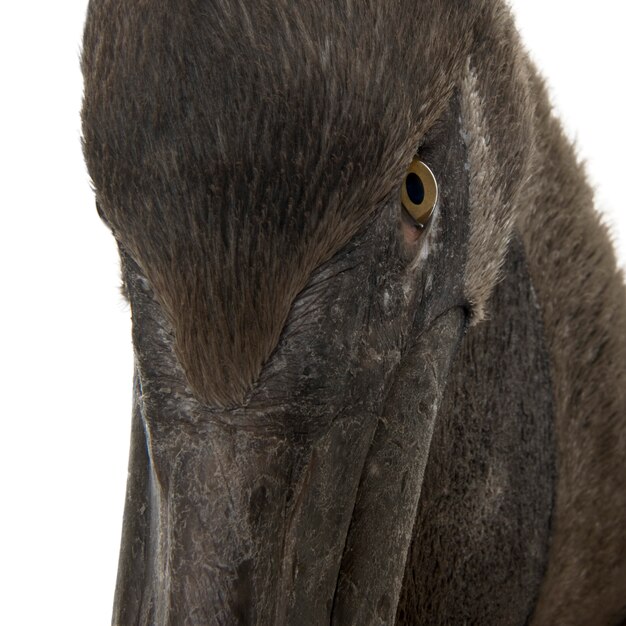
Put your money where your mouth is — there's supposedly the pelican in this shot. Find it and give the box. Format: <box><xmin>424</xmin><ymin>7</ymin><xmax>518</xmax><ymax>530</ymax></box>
<box><xmin>81</xmin><ymin>1</ymin><xmax>626</xmax><ymax>623</ymax></box>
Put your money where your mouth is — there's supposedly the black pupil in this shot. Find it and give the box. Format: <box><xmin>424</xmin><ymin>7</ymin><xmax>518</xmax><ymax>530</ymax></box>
<box><xmin>406</xmin><ymin>172</ymin><xmax>425</xmax><ymax>205</ymax></box>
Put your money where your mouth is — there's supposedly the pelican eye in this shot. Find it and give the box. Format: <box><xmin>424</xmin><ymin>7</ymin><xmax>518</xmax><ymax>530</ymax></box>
<box><xmin>401</xmin><ymin>157</ymin><xmax>438</xmax><ymax>228</ymax></box>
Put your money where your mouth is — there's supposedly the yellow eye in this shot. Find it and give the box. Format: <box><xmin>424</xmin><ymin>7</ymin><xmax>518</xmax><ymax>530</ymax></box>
<box><xmin>401</xmin><ymin>157</ymin><xmax>438</xmax><ymax>228</ymax></box>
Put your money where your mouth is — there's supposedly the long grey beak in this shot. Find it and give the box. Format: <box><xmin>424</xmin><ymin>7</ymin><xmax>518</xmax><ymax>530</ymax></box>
<box><xmin>113</xmin><ymin>307</ymin><xmax>464</xmax><ymax>625</ymax></box>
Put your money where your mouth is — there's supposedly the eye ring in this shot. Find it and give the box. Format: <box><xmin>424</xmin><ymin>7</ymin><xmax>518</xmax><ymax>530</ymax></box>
<box><xmin>401</xmin><ymin>157</ymin><xmax>438</xmax><ymax>228</ymax></box>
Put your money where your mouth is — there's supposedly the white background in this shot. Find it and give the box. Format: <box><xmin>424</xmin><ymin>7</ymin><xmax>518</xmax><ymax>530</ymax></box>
<box><xmin>0</xmin><ymin>2</ymin><xmax>624</xmax><ymax>624</ymax></box>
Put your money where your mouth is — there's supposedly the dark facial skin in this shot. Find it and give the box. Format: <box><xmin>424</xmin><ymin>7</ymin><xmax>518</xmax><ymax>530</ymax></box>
<box><xmin>111</xmin><ymin>95</ymin><xmax>472</xmax><ymax>624</ymax></box>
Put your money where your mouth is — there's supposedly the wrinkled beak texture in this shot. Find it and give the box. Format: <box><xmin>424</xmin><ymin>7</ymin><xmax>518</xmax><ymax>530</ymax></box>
<box><xmin>130</xmin><ymin>308</ymin><xmax>463</xmax><ymax>625</ymax></box>
<box><xmin>331</xmin><ymin>308</ymin><xmax>464</xmax><ymax>624</ymax></box>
